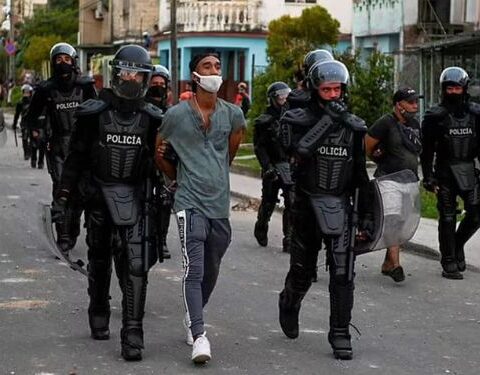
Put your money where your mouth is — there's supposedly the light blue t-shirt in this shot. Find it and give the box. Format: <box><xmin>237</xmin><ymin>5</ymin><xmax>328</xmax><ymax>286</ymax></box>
<box><xmin>159</xmin><ymin>98</ymin><xmax>246</xmax><ymax>219</ymax></box>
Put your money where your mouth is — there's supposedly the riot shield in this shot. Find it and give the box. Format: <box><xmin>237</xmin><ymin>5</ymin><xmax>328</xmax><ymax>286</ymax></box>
<box><xmin>355</xmin><ymin>169</ymin><xmax>421</xmax><ymax>255</ymax></box>
<box><xmin>40</xmin><ymin>202</ymin><xmax>90</xmax><ymax>278</ymax></box>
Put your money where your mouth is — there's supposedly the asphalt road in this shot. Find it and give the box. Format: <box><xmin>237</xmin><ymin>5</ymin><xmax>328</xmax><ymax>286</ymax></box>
<box><xmin>1</xmin><ymin>122</ymin><xmax>480</xmax><ymax>375</ymax></box>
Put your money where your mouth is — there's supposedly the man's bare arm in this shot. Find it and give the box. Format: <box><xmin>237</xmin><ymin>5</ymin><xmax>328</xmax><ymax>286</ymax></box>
<box><xmin>155</xmin><ymin>133</ymin><xmax>177</xmax><ymax>180</ymax></box>
<box><xmin>228</xmin><ymin>127</ymin><xmax>245</xmax><ymax>165</ymax></box>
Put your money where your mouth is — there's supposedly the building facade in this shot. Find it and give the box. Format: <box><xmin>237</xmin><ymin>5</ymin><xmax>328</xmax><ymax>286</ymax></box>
<box><xmin>77</xmin><ymin>0</ymin><xmax>160</xmax><ymax>77</ymax></box>
<box><xmin>155</xmin><ymin>0</ymin><xmax>353</xmax><ymax>101</ymax></box>
<box><xmin>352</xmin><ymin>0</ymin><xmax>480</xmax><ymax>109</ymax></box>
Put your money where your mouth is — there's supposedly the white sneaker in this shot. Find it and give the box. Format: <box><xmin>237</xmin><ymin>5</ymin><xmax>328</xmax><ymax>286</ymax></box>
<box><xmin>191</xmin><ymin>332</ymin><xmax>211</xmax><ymax>364</ymax></box>
<box><xmin>183</xmin><ymin>314</ymin><xmax>194</xmax><ymax>346</ymax></box>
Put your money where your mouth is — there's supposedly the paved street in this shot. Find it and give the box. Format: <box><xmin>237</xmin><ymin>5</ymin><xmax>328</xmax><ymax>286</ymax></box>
<box><xmin>1</xmin><ymin>119</ymin><xmax>480</xmax><ymax>375</ymax></box>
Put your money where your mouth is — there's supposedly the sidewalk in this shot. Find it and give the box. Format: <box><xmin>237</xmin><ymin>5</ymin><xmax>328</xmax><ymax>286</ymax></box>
<box><xmin>230</xmin><ymin>172</ymin><xmax>480</xmax><ymax>272</ymax></box>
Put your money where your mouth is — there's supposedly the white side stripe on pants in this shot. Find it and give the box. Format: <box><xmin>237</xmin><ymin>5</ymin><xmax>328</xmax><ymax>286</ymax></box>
<box><xmin>176</xmin><ymin>210</ymin><xmax>191</xmax><ymax>327</ymax></box>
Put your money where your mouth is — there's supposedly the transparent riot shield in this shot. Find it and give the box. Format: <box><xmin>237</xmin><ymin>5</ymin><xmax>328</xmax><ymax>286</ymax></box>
<box><xmin>355</xmin><ymin>169</ymin><xmax>421</xmax><ymax>255</ymax></box>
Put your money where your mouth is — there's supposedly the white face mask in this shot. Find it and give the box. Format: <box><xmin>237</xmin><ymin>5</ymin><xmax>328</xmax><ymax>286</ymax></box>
<box><xmin>193</xmin><ymin>72</ymin><xmax>223</xmax><ymax>93</ymax></box>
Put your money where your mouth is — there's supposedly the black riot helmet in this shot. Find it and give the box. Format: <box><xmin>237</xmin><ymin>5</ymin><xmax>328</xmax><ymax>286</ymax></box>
<box><xmin>440</xmin><ymin>67</ymin><xmax>469</xmax><ymax>91</ymax></box>
<box><xmin>303</xmin><ymin>49</ymin><xmax>334</xmax><ymax>75</ymax></box>
<box><xmin>308</xmin><ymin>60</ymin><xmax>349</xmax><ymax>96</ymax></box>
<box><xmin>267</xmin><ymin>81</ymin><xmax>291</xmax><ymax>107</ymax></box>
<box><xmin>109</xmin><ymin>45</ymin><xmax>153</xmax><ymax>100</ymax></box>
<box><xmin>50</xmin><ymin>42</ymin><xmax>77</xmax><ymax>79</ymax></box>
<box><xmin>152</xmin><ymin>64</ymin><xmax>170</xmax><ymax>82</ymax></box>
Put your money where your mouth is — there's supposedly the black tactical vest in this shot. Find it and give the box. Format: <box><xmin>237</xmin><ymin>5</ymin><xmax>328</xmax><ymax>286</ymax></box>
<box><xmin>299</xmin><ymin>123</ymin><xmax>355</xmax><ymax>196</ymax></box>
<box><xmin>442</xmin><ymin>113</ymin><xmax>477</xmax><ymax>162</ymax></box>
<box><xmin>93</xmin><ymin>110</ymin><xmax>150</xmax><ymax>183</ymax></box>
<box><xmin>49</xmin><ymin>86</ymin><xmax>83</xmax><ymax>136</ymax></box>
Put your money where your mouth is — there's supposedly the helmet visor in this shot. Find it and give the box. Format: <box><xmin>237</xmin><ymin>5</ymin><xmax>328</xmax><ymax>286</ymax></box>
<box><xmin>440</xmin><ymin>67</ymin><xmax>469</xmax><ymax>87</ymax></box>
<box><xmin>273</xmin><ymin>88</ymin><xmax>291</xmax><ymax>98</ymax></box>
<box><xmin>111</xmin><ymin>64</ymin><xmax>152</xmax><ymax>100</ymax></box>
<box><xmin>309</xmin><ymin>61</ymin><xmax>349</xmax><ymax>89</ymax></box>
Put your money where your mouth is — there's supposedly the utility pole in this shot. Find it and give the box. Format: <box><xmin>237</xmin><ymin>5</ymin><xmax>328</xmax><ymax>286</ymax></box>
<box><xmin>170</xmin><ymin>0</ymin><xmax>178</xmax><ymax>104</ymax></box>
<box><xmin>8</xmin><ymin>0</ymin><xmax>15</xmax><ymax>82</ymax></box>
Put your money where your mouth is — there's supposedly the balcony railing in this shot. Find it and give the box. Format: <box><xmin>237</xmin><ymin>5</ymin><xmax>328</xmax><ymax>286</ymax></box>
<box><xmin>177</xmin><ymin>0</ymin><xmax>261</xmax><ymax>32</ymax></box>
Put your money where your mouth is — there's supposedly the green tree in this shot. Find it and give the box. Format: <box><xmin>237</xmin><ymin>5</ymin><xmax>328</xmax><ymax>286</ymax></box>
<box><xmin>16</xmin><ymin>5</ymin><xmax>78</xmax><ymax>73</ymax></box>
<box><xmin>248</xmin><ymin>6</ymin><xmax>340</xmax><ymax>129</ymax></box>
<box><xmin>23</xmin><ymin>35</ymin><xmax>63</xmax><ymax>70</ymax></box>
<box><xmin>49</xmin><ymin>0</ymin><xmax>78</xmax><ymax>11</ymax></box>
<box><xmin>337</xmin><ymin>49</ymin><xmax>394</xmax><ymax>127</ymax></box>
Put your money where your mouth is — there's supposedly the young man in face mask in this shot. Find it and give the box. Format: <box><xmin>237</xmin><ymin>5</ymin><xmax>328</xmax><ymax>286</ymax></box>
<box><xmin>155</xmin><ymin>53</ymin><xmax>246</xmax><ymax>364</ymax></box>
<box><xmin>365</xmin><ymin>88</ymin><xmax>423</xmax><ymax>283</ymax></box>
<box><xmin>421</xmin><ymin>67</ymin><xmax>480</xmax><ymax>280</ymax></box>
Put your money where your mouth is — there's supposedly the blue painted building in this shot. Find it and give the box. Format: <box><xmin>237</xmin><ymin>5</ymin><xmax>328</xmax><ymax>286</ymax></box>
<box><xmin>155</xmin><ymin>0</ymin><xmax>352</xmax><ymax>102</ymax></box>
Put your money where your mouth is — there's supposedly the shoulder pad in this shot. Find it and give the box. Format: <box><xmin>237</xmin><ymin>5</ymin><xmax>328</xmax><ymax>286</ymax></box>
<box><xmin>76</xmin><ymin>75</ymin><xmax>95</xmax><ymax>86</ymax></box>
<box><xmin>468</xmin><ymin>101</ymin><xmax>480</xmax><ymax>116</ymax></box>
<box><xmin>425</xmin><ymin>105</ymin><xmax>448</xmax><ymax>119</ymax></box>
<box><xmin>281</xmin><ymin>108</ymin><xmax>317</xmax><ymax>127</ymax></box>
<box><xmin>75</xmin><ymin>99</ymin><xmax>108</xmax><ymax>117</ymax></box>
<box><xmin>341</xmin><ymin>112</ymin><xmax>367</xmax><ymax>132</ymax></box>
<box><xmin>255</xmin><ymin>114</ymin><xmax>274</xmax><ymax>126</ymax></box>
<box><xmin>287</xmin><ymin>89</ymin><xmax>310</xmax><ymax>108</ymax></box>
<box><xmin>141</xmin><ymin>102</ymin><xmax>164</xmax><ymax>120</ymax></box>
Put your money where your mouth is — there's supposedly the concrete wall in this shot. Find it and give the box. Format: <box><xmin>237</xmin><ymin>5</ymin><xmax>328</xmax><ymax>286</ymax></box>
<box><xmin>111</xmin><ymin>0</ymin><xmax>159</xmax><ymax>40</ymax></box>
<box><xmin>159</xmin><ymin>0</ymin><xmax>352</xmax><ymax>34</ymax></box>
<box><xmin>78</xmin><ymin>0</ymin><xmax>111</xmax><ymax>45</ymax></box>
<box><xmin>259</xmin><ymin>0</ymin><xmax>352</xmax><ymax>33</ymax></box>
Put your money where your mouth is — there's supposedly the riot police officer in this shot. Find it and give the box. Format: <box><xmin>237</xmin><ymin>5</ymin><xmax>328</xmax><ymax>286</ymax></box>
<box><xmin>146</xmin><ymin>64</ymin><xmax>170</xmax><ymax>112</ymax></box>
<box><xmin>421</xmin><ymin>67</ymin><xmax>480</xmax><ymax>280</ymax></box>
<box><xmin>53</xmin><ymin>45</ymin><xmax>162</xmax><ymax>361</ymax></box>
<box><xmin>253</xmin><ymin>81</ymin><xmax>293</xmax><ymax>252</ymax></box>
<box><xmin>145</xmin><ymin>64</ymin><xmax>174</xmax><ymax>259</ymax></box>
<box><xmin>25</xmin><ymin>42</ymin><xmax>96</xmax><ymax>252</ymax></box>
<box><xmin>288</xmin><ymin>49</ymin><xmax>333</xmax><ymax>109</ymax></box>
<box><xmin>13</xmin><ymin>84</ymin><xmax>33</xmax><ymax>162</ymax></box>
<box><xmin>278</xmin><ymin>60</ymin><xmax>370</xmax><ymax>360</ymax></box>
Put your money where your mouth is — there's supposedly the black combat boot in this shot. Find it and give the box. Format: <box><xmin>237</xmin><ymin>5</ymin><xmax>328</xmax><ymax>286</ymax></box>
<box><xmin>121</xmin><ymin>321</ymin><xmax>144</xmax><ymax>361</ymax></box>
<box><xmin>439</xmin><ymin>218</ymin><xmax>463</xmax><ymax>279</ymax></box>
<box><xmin>456</xmin><ymin>245</ymin><xmax>466</xmax><ymax>272</ymax></box>
<box><xmin>254</xmin><ymin>202</ymin><xmax>275</xmax><ymax>247</ymax></box>
<box><xmin>278</xmin><ymin>290</ymin><xmax>302</xmax><ymax>339</ymax></box>
<box><xmin>87</xmin><ymin>259</ymin><xmax>112</xmax><ymax>340</ymax></box>
<box><xmin>328</xmin><ymin>328</ymin><xmax>352</xmax><ymax>360</ymax></box>
<box><xmin>329</xmin><ymin>283</ymin><xmax>354</xmax><ymax>360</ymax></box>
<box><xmin>254</xmin><ymin>221</ymin><xmax>268</xmax><ymax>246</ymax></box>
<box><xmin>282</xmin><ymin>236</ymin><xmax>291</xmax><ymax>253</ymax></box>
<box><xmin>162</xmin><ymin>237</ymin><xmax>171</xmax><ymax>259</ymax></box>
<box><xmin>116</xmin><ymin>252</ymin><xmax>148</xmax><ymax>361</ymax></box>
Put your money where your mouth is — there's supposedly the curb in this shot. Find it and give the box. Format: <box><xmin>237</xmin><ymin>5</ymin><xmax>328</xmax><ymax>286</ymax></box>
<box><xmin>230</xmin><ymin>188</ymin><xmax>480</xmax><ymax>274</ymax></box>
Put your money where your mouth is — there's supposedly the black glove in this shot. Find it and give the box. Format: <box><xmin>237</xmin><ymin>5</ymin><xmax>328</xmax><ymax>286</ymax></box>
<box><xmin>422</xmin><ymin>177</ymin><xmax>438</xmax><ymax>193</ymax></box>
<box><xmin>51</xmin><ymin>189</ymin><xmax>69</xmax><ymax>224</ymax></box>
<box><xmin>324</xmin><ymin>100</ymin><xmax>348</xmax><ymax>119</ymax></box>
<box><xmin>263</xmin><ymin>166</ymin><xmax>278</xmax><ymax>181</ymax></box>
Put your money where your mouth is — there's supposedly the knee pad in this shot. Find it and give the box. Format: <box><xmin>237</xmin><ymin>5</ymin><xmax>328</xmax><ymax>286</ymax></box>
<box><xmin>289</xmin><ymin>263</ymin><xmax>315</xmax><ymax>290</ymax></box>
